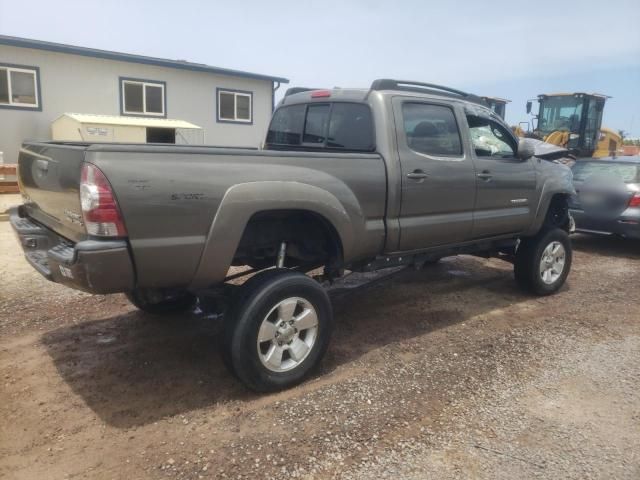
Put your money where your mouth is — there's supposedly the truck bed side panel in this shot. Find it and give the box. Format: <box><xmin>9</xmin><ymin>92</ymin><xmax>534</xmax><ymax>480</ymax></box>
<box><xmin>86</xmin><ymin>146</ymin><xmax>387</xmax><ymax>289</ymax></box>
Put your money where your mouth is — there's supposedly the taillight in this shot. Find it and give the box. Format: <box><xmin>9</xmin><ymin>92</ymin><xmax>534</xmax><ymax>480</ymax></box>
<box><xmin>80</xmin><ymin>163</ymin><xmax>127</xmax><ymax>237</ymax></box>
<box><xmin>311</xmin><ymin>90</ymin><xmax>331</xmax><ymax>98</ymax></box>
<box><xmin>629</xmin><ymin>193</ymin><xmax>640</xmax><ymax>208</ymax></box>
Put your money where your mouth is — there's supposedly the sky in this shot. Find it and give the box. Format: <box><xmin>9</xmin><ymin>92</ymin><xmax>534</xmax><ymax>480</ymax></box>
<box><xmin>1</xmin><ymin>0</ymin><xmax>640</xmax><ymax>135</ymax></box>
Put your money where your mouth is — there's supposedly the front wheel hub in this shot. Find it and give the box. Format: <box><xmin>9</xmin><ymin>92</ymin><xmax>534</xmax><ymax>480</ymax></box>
<box><xmin>539</xmin><ymin>241</ymin><xmax>566</xmax><ymax>285</ymax></box>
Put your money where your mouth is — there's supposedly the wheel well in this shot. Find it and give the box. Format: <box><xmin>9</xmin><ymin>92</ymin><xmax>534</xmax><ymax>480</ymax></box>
<box><xmin>232</xmin><ymin>210</ymin><xmax>344</xmax><ymax>272</ymax></box>
<box><xmin>544</xmin><ymin>194</ymin><xmax>571</xmax><ymax>231</ymax></box>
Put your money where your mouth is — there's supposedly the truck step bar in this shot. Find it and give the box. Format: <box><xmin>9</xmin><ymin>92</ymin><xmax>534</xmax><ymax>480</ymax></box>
<box><xmin>360</xmin><ymin>238</ymin><xmax>519</xmax><ymax>272</ymax></box>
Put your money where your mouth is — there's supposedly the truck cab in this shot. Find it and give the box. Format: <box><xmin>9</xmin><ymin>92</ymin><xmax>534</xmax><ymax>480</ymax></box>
<box><xmin>271</xmin><ymin>81</ymin><xmax>539</xmax><ymax>250</ymax></box>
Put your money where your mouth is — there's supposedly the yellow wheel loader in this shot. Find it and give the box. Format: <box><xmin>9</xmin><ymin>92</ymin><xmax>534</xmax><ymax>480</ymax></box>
<box><xmin>522</xmin><ymin>93</ymin><xmax>622</xmax><ymax>158</ymax></box>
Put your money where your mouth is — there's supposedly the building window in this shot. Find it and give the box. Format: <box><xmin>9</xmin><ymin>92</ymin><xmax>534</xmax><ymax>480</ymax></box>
<box><xmin>120</xmin><ymin>78</ymin><xmax>166</xmax><ymax>117</ymax></box>
<box><xmin>0</xmin><ymin>64</ymin><xmax>40</xmax><ymax>110</ymax></box>
<box><xmin>217</xmin><ymin>89</ymin><xmax>252</xmax><ymax>123</ymax></box>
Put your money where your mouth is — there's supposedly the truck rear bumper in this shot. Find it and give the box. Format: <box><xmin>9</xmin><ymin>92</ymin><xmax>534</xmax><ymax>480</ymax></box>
<box><xmin>9</xmin><ymin>207</ymin><xmax>135</xmax><ymax>294</ymax></box>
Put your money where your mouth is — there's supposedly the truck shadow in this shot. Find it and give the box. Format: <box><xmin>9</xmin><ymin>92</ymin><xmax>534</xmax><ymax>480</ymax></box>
<box><xmin>571</xmin><ymin>233</ymin><xmax>640</xmax><ymax>260</ymax></box>
<box><xmin>41</xmin><ymin>257</ymin><xmax>532</xmax><ymax>428</ymax></box>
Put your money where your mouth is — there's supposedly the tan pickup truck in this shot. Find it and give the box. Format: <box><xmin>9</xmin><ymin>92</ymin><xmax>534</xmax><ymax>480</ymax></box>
<box><xmin>11</xmin><ymin>79</ymin><xmax>575</xmax><ymax>391</ymax></box>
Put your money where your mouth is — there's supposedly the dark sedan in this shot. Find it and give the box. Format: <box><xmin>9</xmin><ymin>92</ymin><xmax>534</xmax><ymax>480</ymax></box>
<box><xmin>570</xmin><ymin>157</ymin><xmax>640</xmax><ymax>239</ymax></box>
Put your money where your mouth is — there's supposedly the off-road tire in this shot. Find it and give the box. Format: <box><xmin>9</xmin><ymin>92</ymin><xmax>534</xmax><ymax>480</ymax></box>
<box><xmin>220</xmin><ymin>269</ymin><xmax>288</xmax><ymax>378</ymax></box>
<box><xmin>514</xmin><ymin>228</ymin><xmax>572</xmax><ymax>296</ymax></box>
<box><xmin>221</xmin><ymin>269</ymin><xmax>333</xmax><ymax>392</ymax></box>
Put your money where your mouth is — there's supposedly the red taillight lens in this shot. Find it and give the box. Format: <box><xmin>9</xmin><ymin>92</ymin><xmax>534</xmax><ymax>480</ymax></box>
<box><xmin>629</xmin><ymin>193</ymin><xmax>640</xmax><ymax>208</ymax></box>
<box><xmin>311</xmin><ymin>90</ymin><xmax>331</xmax><ymax>98</ymax></box>
<box><xmin>80</xmin><ymin>163</ymin><xmax>127</xmax><ymax>237</ymax></box>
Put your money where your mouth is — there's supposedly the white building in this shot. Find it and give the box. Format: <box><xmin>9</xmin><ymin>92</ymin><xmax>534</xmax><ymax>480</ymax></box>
<box><xmin>0</xmin><ymin>35</ymin><xmax>288</xmax><ymax>164</ymax></box>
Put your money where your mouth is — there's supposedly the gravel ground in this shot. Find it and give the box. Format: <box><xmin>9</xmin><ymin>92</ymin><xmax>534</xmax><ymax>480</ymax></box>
<box><xmin>0</xmin><ymin>216</ymin><xmax>638</xmax><ymax>479</ymax></box>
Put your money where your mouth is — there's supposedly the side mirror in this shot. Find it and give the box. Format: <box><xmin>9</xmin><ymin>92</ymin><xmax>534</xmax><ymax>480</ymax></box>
<box><xmin>526</xmin><ymin>101</ymin><xmax>532</xmax><ymax>114</ymax></box>
<box><xmin>517</xmin><ymin>138</ymin><xmax>536</xmax><ymax>160</ymax></box>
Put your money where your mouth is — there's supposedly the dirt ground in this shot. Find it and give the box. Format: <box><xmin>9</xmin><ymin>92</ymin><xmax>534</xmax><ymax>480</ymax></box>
<box><xmin>0</xmin><ymin>213</ymin><xmax>639</xmax><ymax>479</ymax></box>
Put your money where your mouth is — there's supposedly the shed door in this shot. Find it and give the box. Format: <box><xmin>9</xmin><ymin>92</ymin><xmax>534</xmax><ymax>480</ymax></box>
<box><xmin>147</xmin><ymin>128</ymin><xmax>176</xmax><ymax>143</ymax></box>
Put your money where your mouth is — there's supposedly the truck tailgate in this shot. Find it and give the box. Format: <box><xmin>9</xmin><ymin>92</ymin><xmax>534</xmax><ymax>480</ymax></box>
<box><xmin>18</xmin><ymin>142</ymin><xmax>89</xmax><ymax>243</ymax></box>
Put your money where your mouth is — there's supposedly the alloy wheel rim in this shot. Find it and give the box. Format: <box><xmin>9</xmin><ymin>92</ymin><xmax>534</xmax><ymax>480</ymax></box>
<box><xmin>539</xmin><ymin>241</ymin><xmax>566</xmax><ymax>285</ymax></box>
<box><xmin>257</xmin><ymin>297</ymin><xmax>319</xmax><ymax>372</ymax></box>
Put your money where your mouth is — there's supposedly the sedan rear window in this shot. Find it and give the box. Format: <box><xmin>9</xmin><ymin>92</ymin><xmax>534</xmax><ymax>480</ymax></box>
<box><xmin>572</xmin><ymin>162</ymin><xmax>640</xmax><ymax>183</ymax></box>
<box><xmin>266</xmin><ymin>103</ymin><xmax>375</xmax><ymax>152</ymax></box>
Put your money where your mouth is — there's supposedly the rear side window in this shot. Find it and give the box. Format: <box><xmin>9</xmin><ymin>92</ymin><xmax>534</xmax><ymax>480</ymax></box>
<box><xmin>266</xmin><ymin>103</ymin><xmax>374</xmax><ymax>152</ymax></box>
<box><xmin>402</xmin><ymin>103</ymin><xmax>462</xmax><ymax>156</ymax></box>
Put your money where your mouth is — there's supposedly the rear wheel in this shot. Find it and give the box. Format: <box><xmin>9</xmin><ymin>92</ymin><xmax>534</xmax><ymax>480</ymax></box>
<box><xmin>514</xmin><ymin>228</ymin><xmax>572</xmax><ymax>295</ymax></box>
<box><xmin>126</xmin><ymin>289</ymin><xmax>197</xmax><ymax>314</ymax></box>
<box><xmin>221</xmin><ymin>269</ymin><xmax>333</xmax><ymax>392</ymax></box>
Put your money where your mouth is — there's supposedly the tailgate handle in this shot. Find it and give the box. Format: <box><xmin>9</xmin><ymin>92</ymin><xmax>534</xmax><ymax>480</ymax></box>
<box><xmin>35</xmin><ymin>159</ymin><xmax>49</xmax><ymax>172</ymax></box>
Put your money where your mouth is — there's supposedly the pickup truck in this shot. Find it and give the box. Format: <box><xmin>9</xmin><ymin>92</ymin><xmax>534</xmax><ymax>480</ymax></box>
<box><xmin>10</xmin><ymin>79</ymin><xmax>575</xmax><ymax>392</ymax></box>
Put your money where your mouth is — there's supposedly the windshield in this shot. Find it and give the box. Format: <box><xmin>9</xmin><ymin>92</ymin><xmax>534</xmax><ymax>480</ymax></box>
<box><xmin>572</xmin><ymin>161</ymin><xmax>640</xmax><ymax>183</ymax></box>
<box><xmin>537</xmin><ymin>96</ymin><xmax>583</xmax><ymax>135</ymax></box>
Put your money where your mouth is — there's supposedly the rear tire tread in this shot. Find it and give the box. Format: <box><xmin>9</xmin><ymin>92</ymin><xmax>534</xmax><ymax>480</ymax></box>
<box><xmin>222</xmin><ymin>269</ymin><xmax>332</xmax><ymax>392</ymax></box>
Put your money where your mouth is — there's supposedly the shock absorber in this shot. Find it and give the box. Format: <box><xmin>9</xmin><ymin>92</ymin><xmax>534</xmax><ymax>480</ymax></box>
<box><xmin>276</xmin><ymin>241</ymin><xmax>287</xmax><ymax>268</ymax></box>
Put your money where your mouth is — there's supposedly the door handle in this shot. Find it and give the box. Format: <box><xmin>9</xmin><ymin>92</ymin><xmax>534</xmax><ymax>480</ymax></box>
<box><xmin>477</xmin><ymin>171</ymin><xmax>492</xmax><ymax>181</ymax></box>
<box><xmin>407</xmin><ymin>170</ymin><xmax>429</xmax><ymax>180</ymax></box>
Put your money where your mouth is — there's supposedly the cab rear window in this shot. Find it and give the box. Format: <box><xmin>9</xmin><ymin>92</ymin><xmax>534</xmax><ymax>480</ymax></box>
<box><xmin>266</xmin><ymin>102</ymin><xmax>375</xmax><ymax>152</ymax></box>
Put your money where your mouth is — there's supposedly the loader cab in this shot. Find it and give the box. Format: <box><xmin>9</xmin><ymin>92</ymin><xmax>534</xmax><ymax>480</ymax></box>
<box><xmin>531</xmin><ymin>93</ymin><xmax>608</xmax><ymax>157</ymax></box>
<box><xmin>481</xmin><ymin>96</ymin><xmax>510</xmax><ymax>120</ymax></box>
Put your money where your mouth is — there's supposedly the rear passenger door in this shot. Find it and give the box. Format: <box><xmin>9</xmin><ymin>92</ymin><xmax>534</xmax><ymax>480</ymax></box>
<box><xmin>465</xmin><ymin>114</ymin><xmax>537</xmax><ymax>237</ymax></box>
<box><xmin>393</xmin><ymin>98</ymin><xmax>477</xmax><ymax>251</ymax></box>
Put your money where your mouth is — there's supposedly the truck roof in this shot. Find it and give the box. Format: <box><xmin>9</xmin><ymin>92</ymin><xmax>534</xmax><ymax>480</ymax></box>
<box><xmin>279</xmin><ymin>79</ymin><xmax>490</xmax><ymax>109</ymax></box>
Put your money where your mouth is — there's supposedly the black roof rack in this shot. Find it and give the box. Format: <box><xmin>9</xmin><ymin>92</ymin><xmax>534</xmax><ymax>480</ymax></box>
<box><xmin>369</xmin><ymin>79</ymin><xmax>486</xmax><ymax>106</ymax></box>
